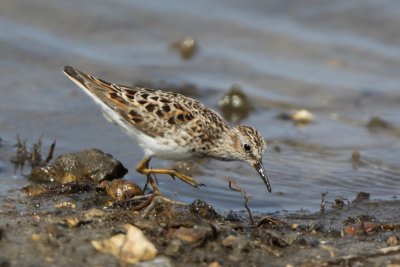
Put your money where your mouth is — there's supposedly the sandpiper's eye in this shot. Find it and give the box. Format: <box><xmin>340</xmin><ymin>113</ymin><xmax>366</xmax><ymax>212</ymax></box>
<box><xmin>243</xmin><ymin>144</ymin><xmax>251</xmax><ymax>152</ymax></box>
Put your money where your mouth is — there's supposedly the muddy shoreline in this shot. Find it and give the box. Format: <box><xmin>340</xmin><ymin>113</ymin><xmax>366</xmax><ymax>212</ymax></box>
<box><xmin>1</xmin><ymin>148</ymin><xmax>400</xmax><ymax>267</ymax></box>
<box><xmin>2</xmin><ymin>189</ymin><xmax>400</xmax><ymax>266</ymax></box>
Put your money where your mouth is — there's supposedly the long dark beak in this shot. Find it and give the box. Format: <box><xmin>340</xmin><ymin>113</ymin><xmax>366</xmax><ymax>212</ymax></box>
<box><xmin>254</xmin><ymin>161</ymin><xmax>272</xmax><ymax>193</ymax></box>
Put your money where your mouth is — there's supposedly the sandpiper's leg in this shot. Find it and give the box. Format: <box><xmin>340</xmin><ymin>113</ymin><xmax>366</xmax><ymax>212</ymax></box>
<box><xmin>136</xmin><ymin>157</ymin><xmax>160</xmax><ymax>194</ymax></box>
<box><xmin>144</xmin><ymin>168</ymin><xmax>205</xmax><ymax>188</ymax></box>
<box><xmin>136</xmin><ymin>157</ymin><xmax>205</xmax><ymax>188</ymax></box>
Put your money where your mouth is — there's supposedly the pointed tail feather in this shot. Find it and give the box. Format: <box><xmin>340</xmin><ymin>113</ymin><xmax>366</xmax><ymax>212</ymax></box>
<box><xmin>63</xmin><ymin>66</ymin><xmax>111</xmax><ymax>95</ymax></box>
<box><xmin>63</xmin><ymin>66</ymin><xmax>126</xmax><ymax>109</ymax></box>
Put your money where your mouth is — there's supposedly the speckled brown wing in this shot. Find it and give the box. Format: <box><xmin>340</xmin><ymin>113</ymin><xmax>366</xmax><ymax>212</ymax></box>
<box><xmin>63</xmin><ymin>66</ymin><xmax>226</xmax><ymax>140</ymax></box>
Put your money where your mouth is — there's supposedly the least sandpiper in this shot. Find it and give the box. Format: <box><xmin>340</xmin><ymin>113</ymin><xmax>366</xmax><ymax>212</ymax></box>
<box><xmin>63</xmin><ymin>66</ymin><xmax>271</xmax><ymax>193</ymax></box>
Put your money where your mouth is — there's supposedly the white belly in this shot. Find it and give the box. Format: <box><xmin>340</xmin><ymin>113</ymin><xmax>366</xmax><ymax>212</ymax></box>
<box><xmin>123</xmin><ymin>123</ymin><xmax>193</xmax><ymax>160</ymax></box>
<box><xmin>86</xmin><ymin>93</ymin><xmax>191</xmax><ymax>160</ymax></box>
<box><xmin>106</xmin><ymin>110</ymin><xmax>192</xmax><ymax>160</ymax></box>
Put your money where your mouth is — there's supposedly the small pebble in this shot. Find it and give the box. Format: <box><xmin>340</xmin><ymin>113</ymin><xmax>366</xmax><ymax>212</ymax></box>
<box><xmin>291</xmin><ymin>224</ymin><xmax>299</xmax><ymax>231</ymax></box>
<box><xmin>208</xmin><ymin>262</ymin><xmax>222</xmax><ymax>267</ymax></box>
<box><xmin>291</xmin><ymin>109</ymin><xmax>314</xmax><ymax>124</ymax></box>
<box><xmin>387</xmin><ymin>235</ymin><xmax>399</xmax><ymax>246</ymax></box>
<box><xmin>218</xmin><ymin>84</ymin><xmax>253</xmax><ymax>122</ymax></box>
<box><xmin>64</xmin><ymin>217</ymin><xmax>81</xmax><ymax>228</ymax></box>
<box><xmin>99</xmin><ymin>179</ymin><xmax>142</xmax><ymax>201</ymax></box>
<box><xmin>31</xmin><ymin>233</ymin><xmax>41</xmax><ymax>242</ymax></box>
<box><xmin>174</xmin><ymin>226</ymin><xmax>205</xmax><ymax>244</ymax></box>
<box><xmin>171</xmin><ymin>37</ymin><xmax>198</xmax><ymax>59</ymax></box>
<box><xmin>82</xmin><ymin>208</ymin><xmax>106</xmax><ymax>221</ymax></box>
<box><xmin>55</xmin><ymin>201</ymin><xmax>77</xmax><ymax>209</ymax></box>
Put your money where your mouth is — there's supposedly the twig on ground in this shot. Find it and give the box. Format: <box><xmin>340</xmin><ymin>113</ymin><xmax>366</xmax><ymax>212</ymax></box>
<box><xmin>227</xmin><ymin>178</ymin><xmax>254</xmax><ymax>225</ymax></box>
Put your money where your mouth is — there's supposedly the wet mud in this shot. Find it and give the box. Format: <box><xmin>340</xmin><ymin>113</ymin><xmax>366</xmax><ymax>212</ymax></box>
<box><xmin>2</xmin><ymin>183</ymin><xmax>400</xmax><ymax>266</ymax></box>
<box><xmin>1</xmin><ymin>147</ymin><xmax>400</xmax><ymax>266</ymax></box>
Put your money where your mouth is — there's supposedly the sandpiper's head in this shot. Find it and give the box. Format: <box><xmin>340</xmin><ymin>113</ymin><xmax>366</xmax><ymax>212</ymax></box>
<box><xmin>232</xmin><ymin>125</ymin><xmax>271</xmax><ymax>192</ymax></box>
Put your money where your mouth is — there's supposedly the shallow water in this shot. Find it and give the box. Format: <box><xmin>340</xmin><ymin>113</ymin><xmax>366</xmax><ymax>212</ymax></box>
<box><xmin>0</xmin><ymin>0</ymin><xmax>399</xmax><ymax>213</ymax></box>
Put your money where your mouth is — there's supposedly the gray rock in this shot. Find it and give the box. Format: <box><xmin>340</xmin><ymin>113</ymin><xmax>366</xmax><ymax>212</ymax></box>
<box><xmin>29</xmin><ymin>148</ymin><xmax>128</xmax><ymax>184</ymax></box>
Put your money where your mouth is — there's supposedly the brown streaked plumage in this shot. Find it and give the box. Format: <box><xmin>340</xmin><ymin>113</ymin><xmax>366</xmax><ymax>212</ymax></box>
<box><xmin>63</xmin><ymin>66</ymin><xmax>271</xmax><ymax>193</ymax></box>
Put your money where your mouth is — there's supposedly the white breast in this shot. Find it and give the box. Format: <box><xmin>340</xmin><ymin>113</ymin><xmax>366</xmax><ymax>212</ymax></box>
<box><xmin>100</xmin><ymin>107</ymin><xmax>192</xmax><ymax>160</ymax></box>
<box><xmin>122</xmin><ymin>122</ymin><xmax>193</xmax><ymax>160</ymax></box>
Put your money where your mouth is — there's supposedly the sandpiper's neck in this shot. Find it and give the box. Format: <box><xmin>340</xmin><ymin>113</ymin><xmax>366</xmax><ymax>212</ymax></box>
<box><xmin>206</xmin><ymin>127</ymin><xmax>242</xmax><ymax>161</ymax></box>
